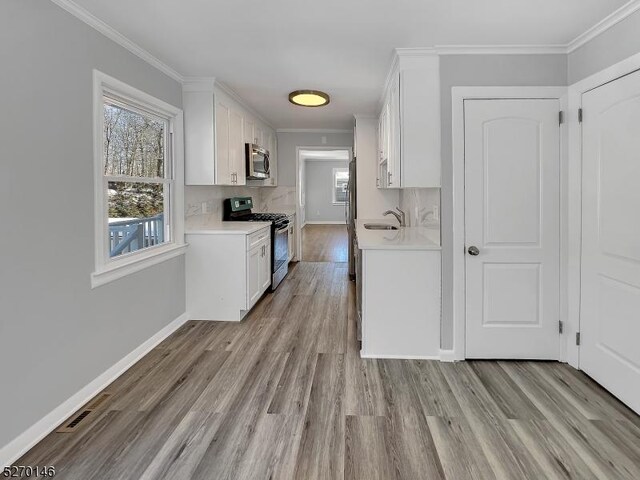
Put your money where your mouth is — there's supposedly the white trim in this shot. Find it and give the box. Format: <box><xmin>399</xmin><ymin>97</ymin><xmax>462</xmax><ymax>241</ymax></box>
<box><xmin>564</xmin><ymin>50</ymin><xmax>640</xmax><ymax>369</ymax></box>
<box><xmin>276</xmin><ymin>128</ymin><xmax>353</xmax><ymax>134</ymax></box>
<box><xmin>92</xmin><ymin>70</ymin><xmax>186</xmax><ymax>288</ymax></box>
<box><xmin>296</xmin><ymin>146</ymin><xmax>353</xmax><ymax>260</ymax></box>
<box><xmin>360</xmin><ymin>354</ymin><xmax>441</xmax><ymax>360</ymax></box>
<box><xmin>451</xmin><ymin>86</ymin><xmax>568</xmax><ymax>361</ymax></box>
<box><xmin>50</xmin><ymin>0</ymin><xmax>183</xmax><ymax>82</ymax></box>
<box><xmin>436</xmin><ymin>45</ymin><xmax>567</xmax><ymax>55</ymax></box>
<box><xmin>567</xmin><ymin>0</ymin><xmax>640</xmax><ymax>53</ymax></box>
<box><xmin>438</xmin><ymin>349</ymin><xmax>458</xmax><ymax>362</ymax></box>
<box><xmin>304</xmin><ymin>221</ymin><xmax>347</xmax><ymax>225</ymax></box>
<box><xmin>0</xmin><ymin>312</ymin><xmax>189</xmax><ymax>467</ymax></box>
<box><xmin>215</xmin><ymin>80</ymin><xmax>275</xmax><ymax>130</ymax></box>
<box><xmin>91</xmin><ymin>243</ymin><xmax>188</xmax><ymax>288</ymax></box>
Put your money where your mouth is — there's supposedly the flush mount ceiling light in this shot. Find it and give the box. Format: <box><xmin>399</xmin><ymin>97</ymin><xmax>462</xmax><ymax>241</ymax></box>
<box><xmin>288</xmin><ymin>90</ymin><xmax>330</xmax><ymax>107</ymax></box>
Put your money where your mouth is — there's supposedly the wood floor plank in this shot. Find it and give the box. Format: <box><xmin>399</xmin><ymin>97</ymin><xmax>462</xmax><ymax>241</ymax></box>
<box><xmin>344</xmin><ymin>416</ymin><xmax>394</xmax><ymax>480</ymax></box>
<box><xmin>501</xmin><ymin>361</ymin><xmax>640</xmax><ymax>480</ymax></box>
<box><xmin>409</xmin><ymin>360</ymin><xmax>465</xmax><ymax>418</ymax></box>
<box><xmin>345</xmin><ymin>356</ymin><xmax>387</xmax><ymax>417</ymax></box>
<box><xmin>138</xmin><ymin>411</ymin><xmax>223</xmax><ymax>480</ymax></box>
<box><xmin>302</xmin><ymin>225</ymin><xmax>348</xmax><ymax>263</ymax></box>
<box><xmin>189</xmin><ymin>352</ymin><xmax>289</xmax><ymax>480</ymax></box>
<box><xmin>293</xmin><ymin>353</ymin><xmax>345</xmax><ymax>480</ymax></box>
<box><xmin>509</xmin><ymin>419</ymin><xmax>599</xmax><ymax>480</ymax></box>
<box><xmin>428</xmin><ymin>416</ymin><xmax>496</xmax><ymax>480</ymax></box>
<box><xmin>440</xmin><ymin>362</ymin><xmax>545</xmax><ymax>479</ymax></box>
<box><xmin>470</xmin><ymin>361</ymin><xmax>545</xmax><ymax>420</ymax></box>
<box><xmin>383</xmin><ymin>411</ymin><xmax>446</xmax><ymax>480</ymax></box>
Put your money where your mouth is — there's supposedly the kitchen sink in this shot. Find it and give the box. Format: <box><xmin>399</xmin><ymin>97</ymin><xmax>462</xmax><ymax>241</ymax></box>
<box><xmin>364</xmin><ymin>223</ymin><xmax>399</xmax><ymax>230</ymax></box>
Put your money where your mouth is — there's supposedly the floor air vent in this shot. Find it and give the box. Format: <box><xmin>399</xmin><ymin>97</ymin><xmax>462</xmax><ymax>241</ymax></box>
<box><xmin>56</xmin><ymin>392</ymin><xmax>112</xmax><ymax>433</ymax></box>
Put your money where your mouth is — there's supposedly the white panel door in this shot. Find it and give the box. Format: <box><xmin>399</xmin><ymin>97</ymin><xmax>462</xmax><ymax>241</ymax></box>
<box><xmin>581</xmin><ymin>70</ymin><xmax>640</xmax><ymax>414</ymax></box>
<box><xmin>465</xmin><ymin>99</ymin><xmax>560</xmax><ymax>358</ymax></box>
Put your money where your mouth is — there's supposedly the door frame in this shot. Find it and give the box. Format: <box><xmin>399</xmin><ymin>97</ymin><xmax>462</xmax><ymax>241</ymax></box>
<box><xmin>451</xmin><ymin>86</ymin><xmax>568</xmax><ymax>361</ymax></box>
<box><xmin>566</xmin><ymin>51</ymin><xmax>640</xmax><ymax>369</ymax></box>
<box><xmin>295</xmin><ymin>146</ymin><xmax>353</xmax><ymax>261</ymax></box>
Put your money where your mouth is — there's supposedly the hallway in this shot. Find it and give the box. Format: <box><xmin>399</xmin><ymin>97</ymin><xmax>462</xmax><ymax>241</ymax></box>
<box><xmin>18</xmin><ymin>261</ymin><xmax>640</xmax><ymax>479</ymax></box>
<box><xmin>301</xmin><ymin>224</ymin><xmax>349</xmax><ymax>262</ymax></box>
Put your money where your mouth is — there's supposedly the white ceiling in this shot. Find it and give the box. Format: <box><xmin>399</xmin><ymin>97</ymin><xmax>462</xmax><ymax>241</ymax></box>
<box><xmin>68</xmin><ymin>0</ymin><xmax>629</xmax><ymax>129</ymax></box>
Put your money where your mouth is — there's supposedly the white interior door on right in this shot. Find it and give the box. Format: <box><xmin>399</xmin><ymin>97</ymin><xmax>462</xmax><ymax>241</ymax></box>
<box><xmin>465</xmin><ymin>99</ymin><xmax>560</xmax><ymax>359</ymax></box>
<box><xmin>580</xmin><ymin>69</ymin><xmax>640</xmax><ymax>414</ymax></box>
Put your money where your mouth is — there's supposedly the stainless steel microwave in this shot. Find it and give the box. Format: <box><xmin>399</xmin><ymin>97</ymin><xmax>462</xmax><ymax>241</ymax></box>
<box><xmin>245</xmin><ymin>143</ymin><xmax>270</xmax><ymax>179</ymax></box>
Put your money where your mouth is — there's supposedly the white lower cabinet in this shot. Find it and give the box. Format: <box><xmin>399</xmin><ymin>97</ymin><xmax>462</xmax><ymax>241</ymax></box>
<box><xmin>360</xmin><ymin>248</ymin><xmax>441</xmax><ymax>358</ymax></box>
<box><xmin>247</xmin><ymin>231</ymin><xmax>271</xmax><ymax>308</ymax></box>
<box><xmin>186</xmin><ymin>225</ymin><xmax>271</xmax><ymax>321</ymax></box>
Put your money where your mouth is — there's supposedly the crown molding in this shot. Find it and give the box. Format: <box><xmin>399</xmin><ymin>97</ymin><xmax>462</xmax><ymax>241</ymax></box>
<box><xmin>567</xmin><ymin>0</ymin><xmax>640</xmax><ymax>53</ymax></box>
<box><xmin>276</xmin><ymin>128</ymin><xmax>353</xmax><ymax>134</ymax></box>
<box><xmin>50</xmin><ymin>0</ymin><xmax>184</xmax><ymax>83</ymax></box>
<box><xmin>395</xmin><ymin>47</ymin><xmax>438</xmax><ymax>57</ymax></box>
<box><xmin>436</xmin><ymin>45</ymin><xmax>567</xmax><ymax>55</ymax></box>
<box><xmin>182</xmin><ymin>76</ymin><xmax>216</xmax><ymax>92</ymax></box>
<box><xmin>214</xmin><ymin>80</ymin><xmax>274</xmax><ymax>129</ymax></box>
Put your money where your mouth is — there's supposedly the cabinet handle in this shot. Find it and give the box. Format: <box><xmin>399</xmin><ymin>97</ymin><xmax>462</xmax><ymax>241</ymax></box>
<box><xmin>388</xmin><ymin>172</ymin><xmax>392</xmax><ymax>185</ymax></box>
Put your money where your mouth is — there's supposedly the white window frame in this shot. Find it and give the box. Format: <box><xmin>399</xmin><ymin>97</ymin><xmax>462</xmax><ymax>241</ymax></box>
<box><xmin>91</xmin><ymin>70</ymin><xmax>186</xmax><ymax>288</ymax></box>
<box><xmin>332</xmin><ymin>167</ymin><xmax>349</xmax><ymax>205</ymax></box>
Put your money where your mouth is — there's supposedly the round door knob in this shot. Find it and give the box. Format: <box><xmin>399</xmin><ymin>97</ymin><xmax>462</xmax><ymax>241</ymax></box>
<box><xmin>468</xmin><ymin>246</ymin><xmax>480</xmax><ymax>256</ymax></box>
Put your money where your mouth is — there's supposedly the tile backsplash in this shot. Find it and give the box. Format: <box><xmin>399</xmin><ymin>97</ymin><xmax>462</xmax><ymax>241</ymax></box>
<box><xmin>399</xmin><ymin>188</ymin><xmax>440</xmax><ymax>227</ymax></box>
<box><xmin>185</xmin><ymin>185</ymin><xmax>297</xmax><ymax>219</ymax></box>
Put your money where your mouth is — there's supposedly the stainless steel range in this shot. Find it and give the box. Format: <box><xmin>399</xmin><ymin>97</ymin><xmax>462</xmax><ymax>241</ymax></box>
<box><xmin>223</xmin><ymin>197</ymin><xmax>290</xmax><ymax>290</ymax></box>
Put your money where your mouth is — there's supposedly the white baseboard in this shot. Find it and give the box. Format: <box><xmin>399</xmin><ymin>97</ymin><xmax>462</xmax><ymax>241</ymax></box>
<box><xmin>360</xmin><ymin>353</ymin><xmax>441</xmax><ymax>360</ymax></box>
<box><xmin>0</xmin><ymin>312</ymin><xmax>190</xmax><ymax>467</ymax></box>
<box><xmin>304</xmin><ymin>221</ymin><xmax>347</xmax><ymax>225</ymax></box>
<box><xmin>439</xmin><ymin>349</ymin><xmax>460</xmax><ymax>362</ymax></box>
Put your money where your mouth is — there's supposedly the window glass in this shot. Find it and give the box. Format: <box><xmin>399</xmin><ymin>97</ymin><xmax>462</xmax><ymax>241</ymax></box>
<box><xmin>333</xmin><ymin>168</ymin><xmax>349</xmax><ymax>204</ymax></box>
<box><xmin>103</xmin><ymin>98</ymin><xmax>171</xmax><ymax>258</ymax></box>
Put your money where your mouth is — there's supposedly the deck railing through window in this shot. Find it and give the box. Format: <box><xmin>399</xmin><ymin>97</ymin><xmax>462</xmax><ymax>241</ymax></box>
<box><xmin>108</xmin><ymin>214</ymin><xmax>164</xmax><ymax>257</ymax></box>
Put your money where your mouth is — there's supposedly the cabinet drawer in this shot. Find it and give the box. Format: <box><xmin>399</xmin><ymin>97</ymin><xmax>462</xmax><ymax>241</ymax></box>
<box><xmin>247</xmin><ymin>227</ymin><xmax>270</xmax><ymax>250</ymax></box>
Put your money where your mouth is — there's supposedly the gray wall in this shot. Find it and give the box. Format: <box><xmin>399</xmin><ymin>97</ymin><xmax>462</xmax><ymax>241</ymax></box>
<box><xmin>0</xmin><ymin>0</ymin><xmax>185</xmax><ymax>451</ymax></box>
<box><xmin>276</xmin><ymin>131</ymin><xmax>353</xmax><ymax>186</ymax></box>
<box><xmin>569</xmin><ymin>9</ymin><xmax>640</xmax><ymax>84</ymax></box>
<box><xmin>305</xmin><ymin>160</ymin><xmax>349</xmax><ymax>222</ymax></box>
<box><xmin>439</xmin><ymin>54</ymin><xmax>568</xmax><ymax>349</ymax></box>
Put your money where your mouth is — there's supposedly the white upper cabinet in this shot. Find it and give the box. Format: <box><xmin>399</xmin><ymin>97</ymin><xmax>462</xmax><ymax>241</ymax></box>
<box><xmin>243</xmin><ymin>117</ymin><xmax>255</xmax><ymax>145</ymax></box>
<box><xmin>183</xmin><ymin>78</ymin><xmax>277</xmax><ymax>186</ymax></box>
<box><xmin>378</xmin><ymin>50</ymin><xmax>441</xmax><ymax>189</ymax></box>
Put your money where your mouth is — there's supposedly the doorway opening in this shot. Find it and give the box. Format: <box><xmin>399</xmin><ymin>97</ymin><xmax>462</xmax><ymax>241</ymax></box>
<box><xmin>296</xmin><ymin>148</ymin><xmax>351</xmax><ymax>262</ymax></box>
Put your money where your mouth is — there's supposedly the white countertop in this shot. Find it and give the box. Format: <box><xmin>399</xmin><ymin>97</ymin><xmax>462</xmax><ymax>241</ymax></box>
<box><xmin>356</xmin><ymin>219</ymin><xmax>441</xmax><ymax>250</ymax></box>
<box><xmin>185</xmin><ymin>215</ymin><xmax>271</xmax><ymax>235</ymax></box>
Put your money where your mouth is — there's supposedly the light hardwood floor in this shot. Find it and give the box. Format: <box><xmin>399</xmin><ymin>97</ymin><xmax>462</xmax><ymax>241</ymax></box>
<box><xmin>302</xmin><ymin>224</ymin><xmax>348</xmax><ymax>262</ymax></box>
<box><xmin>17</xmin><ymin>261</ymin><xmax>640</xmax><ymax>479</ymax></box>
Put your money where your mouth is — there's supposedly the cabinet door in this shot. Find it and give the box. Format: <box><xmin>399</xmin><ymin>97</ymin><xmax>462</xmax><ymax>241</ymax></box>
<box><xmin>229</xmin><ymin>109</ymin><xmax>245</xmax><ymax>185</ymax></box>
<box><xmin>387</xmin><ymin>77</ymin><xmax>400</xmax><ymax>187</ymax></box>
<box><xmin>267</xmin><ymin>133</ymin><xmax>277</xmax><ymax>186</ymax></box>
<box><xmin>260</xmin><ymin>240</ymin><xmax>272</xmax><ymax>292</ymax></box>
<box><xmin>247</xmin><ymin>244</ymin><xmax>262</xmax><ymax>308</ymax></box>
<box><xmin>244</xmin><ymin>118</ymin><xmax>255</xmax><ymax>145</ymax></box>
<box><xmin>254</xmin><ymin>126</ymin><xmax>264</xmax><ymax>147</ymax></box>
<box><xmin>215</xmin><ymin>101</ymin><xmax>233</xmax><ymax>185</ymax></box>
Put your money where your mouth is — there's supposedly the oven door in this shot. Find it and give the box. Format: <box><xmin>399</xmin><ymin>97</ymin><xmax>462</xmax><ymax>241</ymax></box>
<box><xmin>246</xmin><ymin>144</ymin><xmax>270</xmax><ymax>179</ymax></box>
<box><xmin>272</xmin><ymin>223</ymin><xmax>289</xmax><ymax>289</ymax></box>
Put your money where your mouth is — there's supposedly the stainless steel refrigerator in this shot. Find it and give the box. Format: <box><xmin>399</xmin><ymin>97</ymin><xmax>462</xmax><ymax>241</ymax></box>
<box><xmin>346</xmin><ymin>156</ymin><xmax>357</xmax><ymax>280</ymax></box>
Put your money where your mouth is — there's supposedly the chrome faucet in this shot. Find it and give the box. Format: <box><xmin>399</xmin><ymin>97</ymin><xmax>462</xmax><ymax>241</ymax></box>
<box><xmin>383</xmin><ymin>207</ymin><xmax>406</xmax><ymax>227</ymax></box>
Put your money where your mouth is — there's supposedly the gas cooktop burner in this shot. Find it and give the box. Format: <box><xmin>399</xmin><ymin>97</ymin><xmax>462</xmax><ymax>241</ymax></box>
<box><xmin>247</xmin><ymin>213</ymin><xmax>288</xmax><ymax>222</ymax></box>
